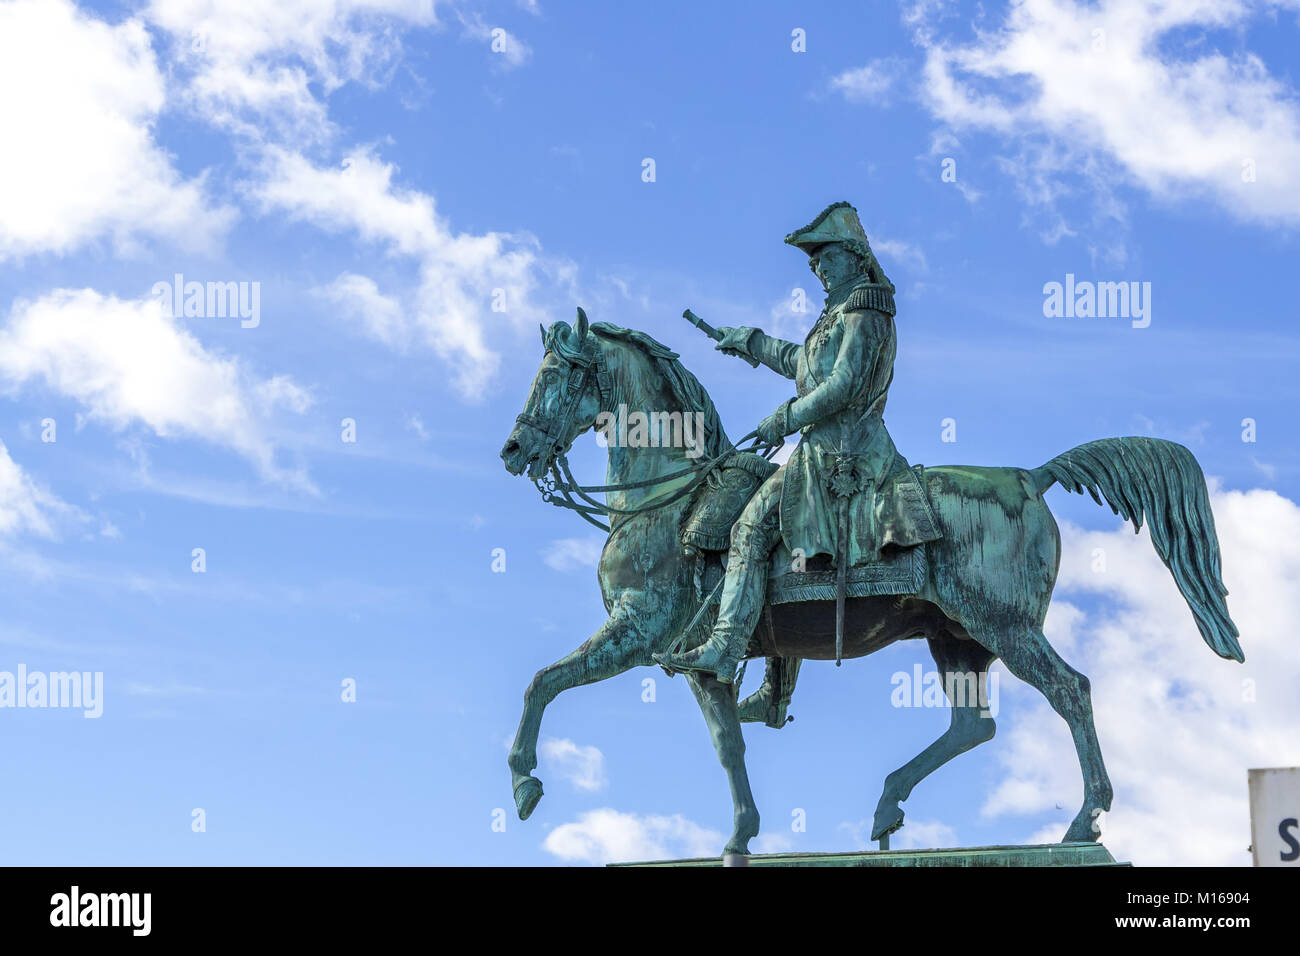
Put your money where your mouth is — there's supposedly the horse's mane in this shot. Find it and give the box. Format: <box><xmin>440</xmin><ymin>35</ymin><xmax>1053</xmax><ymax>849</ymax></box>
<box><xmin>545</xmin><ymin>319</ymin><xmax>733</xmax><ymax>459</ymax></box>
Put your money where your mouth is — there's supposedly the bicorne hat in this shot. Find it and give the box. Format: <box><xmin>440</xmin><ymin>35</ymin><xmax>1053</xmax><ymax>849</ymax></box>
<box><xmin>784</xmin><ymin>201</ymin><xmax>870</xmax><ymax>255</ymax></box>
<box><xmin>784</xmin><ymin>201</ymin><xmax>890</xmax><ymax>288</ymax></box>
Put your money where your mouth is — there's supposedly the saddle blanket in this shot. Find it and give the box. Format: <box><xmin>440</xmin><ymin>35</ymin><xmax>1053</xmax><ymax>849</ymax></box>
<box><xmin>765</xmin><ymin>544</ymin><xmax>926</xmax><ymax>606</ymax></box>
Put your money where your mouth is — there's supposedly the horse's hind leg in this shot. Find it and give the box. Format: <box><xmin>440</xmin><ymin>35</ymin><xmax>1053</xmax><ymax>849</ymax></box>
<box><xmin>871</xmin><ymin>632</ymin><xmax>997</xmax><ymax>842</ymax></box>
<box><xmin>509</xmin><ymin>607</ymin><xmax>652</xmax><ymax>820</ymax></box>
<box><xmin>973</xmin><ymin>625</ymin><xmax>1112</xmax><ymax>843</ymax></box>
<box><xmin>687</xmin><ymin>672</ymin><xmax>760</xmax><ymax>858</ymax></box>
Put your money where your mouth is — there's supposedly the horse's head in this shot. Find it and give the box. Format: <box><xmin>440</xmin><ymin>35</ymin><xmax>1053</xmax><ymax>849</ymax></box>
<box><xmin>500</xmin><ymin>307</ymin><xmax>605</xmax><ymax>480</ymax></box>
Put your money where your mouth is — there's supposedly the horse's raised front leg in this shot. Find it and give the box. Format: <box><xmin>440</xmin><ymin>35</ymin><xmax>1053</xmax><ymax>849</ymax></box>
<box><xmin>509</xmin><ymin>606</ymin><xmax>653</xmax><ymax>820</ymax></box>
<box><xmin>872</xmin><ymin>632</ymin><xmax>997</xmax><ymax>842</ymax></box>
<box><xmin>686</xmin><ymin>672</ymin><xmax>760</xmax><ymax>859</ymax></box>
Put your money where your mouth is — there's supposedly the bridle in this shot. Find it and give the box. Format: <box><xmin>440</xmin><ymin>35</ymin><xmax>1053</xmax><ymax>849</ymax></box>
<box><xmin>517</xmin><ymin>316</ymin><xmax>778</xmax><ymax>533</ymax></box>
<box><xmin>513</xmin><ymin>320</ymin><xmax>612</xmax><ymax>465</ymax></box>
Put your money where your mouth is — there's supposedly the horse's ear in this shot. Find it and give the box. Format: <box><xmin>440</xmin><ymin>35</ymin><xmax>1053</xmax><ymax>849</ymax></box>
<box><xmin>575</xmin><ymin>307</ymin><xmax>589</xmax><ymax>346</ymax></box>
<box><xmin>539</xmin><ymin>323</ymin><xmax>547</xmax><ymax>347</ymax></box>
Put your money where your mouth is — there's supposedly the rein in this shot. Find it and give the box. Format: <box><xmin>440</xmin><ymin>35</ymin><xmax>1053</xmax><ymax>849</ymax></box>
<box><xmin>535</xmin><ymin>432</ymin><xmax>773</xmax><ymax>533</ymax></box>
<box><xmin>519</xmin><ymin>325</ymin><xmax>778</xmax><ymax>533</ymax></box>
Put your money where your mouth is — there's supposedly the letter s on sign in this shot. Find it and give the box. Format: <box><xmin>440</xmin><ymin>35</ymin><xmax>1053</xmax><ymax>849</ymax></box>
<box><xmin>1280</xmin><ymin>817</ymin><xmax>1299</xmax><ymax>862</ymax></box>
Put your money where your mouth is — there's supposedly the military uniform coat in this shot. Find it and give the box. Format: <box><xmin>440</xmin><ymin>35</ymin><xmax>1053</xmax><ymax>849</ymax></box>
<box><xmin>748</xmin><ymin>276</ymin><xmax>941</xmax><ymax>567</ymax></box>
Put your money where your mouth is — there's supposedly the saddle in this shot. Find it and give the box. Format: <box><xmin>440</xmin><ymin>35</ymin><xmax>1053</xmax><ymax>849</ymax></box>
<box><xmin>680</xmin><ymin>451</ymin><xmax>779</xmax><ymax>553</ymax></box>
<box><xmin>680</xmin><ymin>454</ymin><xmax>932</xmax><ymax>604</ymax></box>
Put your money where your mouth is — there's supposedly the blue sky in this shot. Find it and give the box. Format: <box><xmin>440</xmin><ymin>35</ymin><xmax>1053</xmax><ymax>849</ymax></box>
<box><xmin>0</xmin><ymin>0</ymin><xmax>1297</xmax><ymax>866</ymax></box>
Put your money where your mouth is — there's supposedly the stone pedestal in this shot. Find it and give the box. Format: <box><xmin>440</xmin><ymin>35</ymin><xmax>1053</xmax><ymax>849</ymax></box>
<box><xmin>610</xmin><ymin>842</ymin><xmax>1127</xmax><ymax>867</ymax></box>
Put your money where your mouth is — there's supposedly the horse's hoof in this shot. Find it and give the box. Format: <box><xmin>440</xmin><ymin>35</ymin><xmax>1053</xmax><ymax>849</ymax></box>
<box><xmin>515</xmin><ymin>777</ymin><xmax>544</xmax><ymax>820</ymax></box>
<box><xmin>871</xmin><ymin>802</ymin><xmax>904</xmax><ymax>842</ymax></box>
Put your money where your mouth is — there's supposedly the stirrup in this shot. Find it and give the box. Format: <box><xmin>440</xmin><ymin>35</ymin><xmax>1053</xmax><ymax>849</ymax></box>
<box><xmin>653</xmin><ymin>639</ymin><xmax>743</xmax><ymax>684</ymax></box>
<box><xmin>652</xmin><ymin>632</ymin><xmax>691</xmax><ymax>677</ymax></box>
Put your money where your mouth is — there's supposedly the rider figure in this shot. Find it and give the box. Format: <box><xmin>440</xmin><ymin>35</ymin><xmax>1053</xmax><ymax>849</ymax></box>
<box><xmin>654</xmin><ymin>201</ymin><xmax>941</xmax><ymax>683</ymax></box>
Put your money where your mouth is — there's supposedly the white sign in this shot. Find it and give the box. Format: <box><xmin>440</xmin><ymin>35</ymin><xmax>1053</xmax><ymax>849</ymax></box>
<box><xmin>1249</xmin><ymin>767</ymin><xmax>1300</xmax><ymax>867</ymax></box>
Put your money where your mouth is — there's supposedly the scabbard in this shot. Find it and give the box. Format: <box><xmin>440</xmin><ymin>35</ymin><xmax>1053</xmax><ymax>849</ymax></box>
<box><xmin>834</xmin><ymin>494</ymin><xmax>850</xmax><ymax>666</ymax></box>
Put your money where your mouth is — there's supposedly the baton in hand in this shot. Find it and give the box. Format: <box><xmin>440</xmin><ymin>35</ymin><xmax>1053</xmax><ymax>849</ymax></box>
<box><xmin>682</xmin><ymin>309</ymin><xmax>760</xmax><ymax>367</ymax></box>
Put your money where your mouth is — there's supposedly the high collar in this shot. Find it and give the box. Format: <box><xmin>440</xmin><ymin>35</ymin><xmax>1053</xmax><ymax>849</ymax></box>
<box><xmin>822</xmin><ymin>275</ymin><xmax>860</xmax><ymax>308</ymax></box>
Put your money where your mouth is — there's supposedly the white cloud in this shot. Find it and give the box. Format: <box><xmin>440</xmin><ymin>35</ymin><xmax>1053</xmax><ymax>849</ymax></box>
<box><xmin>922</xmin><ymin>131</ymin><xmax>984</xmax><ymax>203</ymax></box>
<box><xmin>871</xmin><ymin>235</ymin><xmax>928</xmax><ymax>272</ymax></box>
<box><xmin>0</xmin><ymin>0</ymin><xmax>234</xmax><ymax>260</ymax></box>
<box><xmin>542</xmin><ymin>809</ymin><xmax>723</xmax><ymax>865</ymax></box>
<box><xmin>912</xmin><ymin>0</ymin><xmax>1300</xmax><ymax>228</ymax></box>
<box><xmin>254</xmin><ymin>375</ymin><xmax>315</xmax><ymax>415</ymax></box>
<box><xmin>0</xmin><ymin>441</ymin><xmax>75</xmax><ymax>539</ymax></box>
<box><xmin>830</xmin><ymin>59</ymin><xmax>900</xmax><ymax>102</ymax></box>
<box><xmin>839</xmin><ymin>816</ymin><xmax>957</xmax><ymax>850</ymax></box>
<box><xmin>145</xmin><ymin>0</ymin><xmax>439</xmax><ymax>141</ymax></box>
<box><xmin>137</xmin><ymin>3</ymin><xmax>562</xmax><ymax>399</ymax></box>
<box><xmin>316</xmin><ymin>273</ymin><xmax>406</xmax><ymax>347</ymax></box>
<box><xmin>982</xmin><ymin>485</ymin><xmax>1300</xmax><ymax>865</ymax></box>
<box><xmin>766</xmin><ymin>295</ymin><xmax>815</xmax><ymax>342</ymax></box>
<box><xmin>0</xmin><ymin>289</ymin><xmax>314</xmax><ymax>490</ymax></box>
<box><xmin>750</xmin><ymin>832</ymin><xmax>797</xmax><ymax>854</ymax></box>
<box><xmin>406</xmin><ymin>413</ymin><xmax>430</xmax><ymax>440</ymax></box>
<box><xmin>253</xmin><ymin>146</ymin><xmax>561</xmax><ymax>396</ymax></box>
<box><xmin>1251</xmin><ymin>457</ymin><xmax>1278</xmax><ymax>481</ymax></box>
<box><xmin>893</xmin><ymin>818</ymin><xmax>959</xmax><ymax>850</ymax></box>
<box><xmin>542</xmin><ymin>536</ymin><xmax>604</xmax><ymax>571</ymax></box>
<box><xmin>538</xmin><ymin>737</ymin><xmax>607</xmax><ymax>792</ymax></box>
<box><xmin>457</xmin><ymin>11</ymin><xmax>532</xmax><ymax>70</ymax></box>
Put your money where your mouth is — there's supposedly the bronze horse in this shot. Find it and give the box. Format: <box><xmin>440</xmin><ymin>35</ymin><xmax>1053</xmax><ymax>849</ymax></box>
<box><xmin>499</xmin><ymin>310</ymin><xmax>1241</xmax><ymax>858</ymax></box>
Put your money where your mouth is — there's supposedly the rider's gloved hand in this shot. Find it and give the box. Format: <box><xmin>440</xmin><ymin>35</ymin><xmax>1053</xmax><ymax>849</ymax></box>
<box><xmin>714</xmin><ymin>326</ymin><xmax>758</xmax><ymax>360</ymax></box>
<box><xmin>755</xmin><ymin>398</ymin><xmax>796</xmax><ymax>447</ymax></box>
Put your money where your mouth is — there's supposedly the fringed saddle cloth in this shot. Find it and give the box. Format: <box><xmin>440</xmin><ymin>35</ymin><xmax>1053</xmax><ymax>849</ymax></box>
<box><xmin>765</xmin><ymin>544</ymin><xmax>926</xmax><ymax>605</ymax></box>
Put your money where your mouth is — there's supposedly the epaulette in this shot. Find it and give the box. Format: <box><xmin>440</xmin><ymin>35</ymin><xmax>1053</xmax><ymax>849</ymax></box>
<box><xmin>844</xmin><ymin>280</ymin><xmax>896</xmax><ymax>317</ymax></box>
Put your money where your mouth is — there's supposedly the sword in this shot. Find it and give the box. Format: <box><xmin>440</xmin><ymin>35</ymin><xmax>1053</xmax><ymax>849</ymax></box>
<box><xmin>835</xmin><ymin>492</ymin><xmax>849</xmax><ymax>667</ymax></box>
<box><xmin>682</xmin><ymin>309</ymin><xmax>760</xmax><ymax>367</ymax></box>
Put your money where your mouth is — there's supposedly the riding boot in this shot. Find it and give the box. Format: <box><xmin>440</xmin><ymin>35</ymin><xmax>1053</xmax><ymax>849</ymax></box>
<box><xmin>654</xmin><ymin>486</ymin><xmax>780</xmax><ymax>684</ymax></box>
<box><xmin>738</xmin><ymin>657</ymin><xmax>802</xmax><ymax>727</ymax></box>
<box><xmin>654</xmin><ymin>624</ymin><xmax>750</xmax><ymax>685</ymax></box>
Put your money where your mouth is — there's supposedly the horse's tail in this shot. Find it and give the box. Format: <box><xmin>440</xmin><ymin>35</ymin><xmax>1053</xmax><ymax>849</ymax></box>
<box><xmin>1030</xmin><ymin>437</ymin><xmax>1242</xmax><ymax>662</ymax></box>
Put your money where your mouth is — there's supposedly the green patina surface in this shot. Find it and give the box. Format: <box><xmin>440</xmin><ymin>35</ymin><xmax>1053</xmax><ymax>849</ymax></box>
<box><xmin>498</xmin><ymin>199</ymin><xmax>1243</xmax><ymax>860</ymax></box>
<box><xmin>610</xmin><ymin>843</ymin><xmax>1126</xmax><ymax>868</ymax></box>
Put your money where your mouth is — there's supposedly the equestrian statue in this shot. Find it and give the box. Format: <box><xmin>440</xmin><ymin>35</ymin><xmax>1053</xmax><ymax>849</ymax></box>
<box><xmin>498</xmin><ymin>200</ymin><xmax>1242</xmax><ymax>859</ymax></box>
